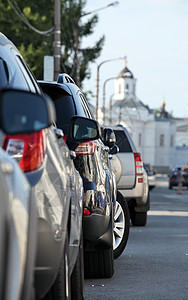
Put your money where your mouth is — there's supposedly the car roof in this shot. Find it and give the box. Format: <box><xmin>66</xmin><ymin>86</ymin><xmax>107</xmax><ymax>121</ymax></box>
<box><xmin>0</xmin><ymin>32</ymin><xmax>41</xmax><ymax>93</ymax></box>
<box><xmin>38</xmin><ymin>80</ymin><xmax>82</xmax><ymax>97</ymax></box>
<box><xmin>38</xmin><ymin>80</ymin><xmax>72</xmax><ymax>95</ymax></box>
<box><xmin>0</xmin><ymin>32</ymin><xmax>13</xmax><ymax>46</ymax></box>
<box><xmin>104</xmin><ymin>124</ymin><xmax>124</xmax><ymax>129</ymax></box>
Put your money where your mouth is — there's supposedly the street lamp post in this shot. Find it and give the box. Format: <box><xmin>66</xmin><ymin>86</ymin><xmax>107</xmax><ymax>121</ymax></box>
<box><xmin>109</xmin><ymin>93</ymin><xmax>115</xmax><ymax>124</ymax></box>
<box><xmin>73</xmin><ymin>1</ymin><xmax>119</xmax><ymax>86</ymax></box>
<box><xmin>102</xmin><ymin>77</ymin><xmax>117</xmax><ymax>125</ymax></box>
<box><xmin>54</xmin><ymin>0</ymin><xmax>61</xmax><ymax>81</ymax></box>
<box><xmin>73</xmin><ymin>17</ymin><xmax>80</xmax><ymax>86</ymax></box>
<box><xmin>95</xmin><ymin>56</ymin><xmax>125</xmax><ymax>121</ymax></box>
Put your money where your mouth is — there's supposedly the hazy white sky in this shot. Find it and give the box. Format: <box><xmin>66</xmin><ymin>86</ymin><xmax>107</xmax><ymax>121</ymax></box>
<box><xmin>82</xmin><ymin>0</ymin><xmax>188</xmax><ymax>118</ymax></box>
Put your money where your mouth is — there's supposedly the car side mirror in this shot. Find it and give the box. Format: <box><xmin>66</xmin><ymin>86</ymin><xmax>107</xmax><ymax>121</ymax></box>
<box><xmin>0</xmin><ymin>89</ymin><xmax>56</xmax><ymax>134</ymax></box>
<box><xmin>67</xmin><ymin>116</ymin><xmax>100</xmax><ymax>150</ymax></box>
<box><xmin>109</xmin><ymin>144</ymin><xmax>119</xmax><ymax>155</ymax></box>
<box><xmin>102</xmin><ymin>128</ymin><xmax>116</xmax><ymax>149</ymax></box>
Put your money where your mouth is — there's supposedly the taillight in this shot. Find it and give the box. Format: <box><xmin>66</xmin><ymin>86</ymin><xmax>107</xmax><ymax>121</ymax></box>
<box><xmin>83</xmin><ymin>208</ymin><xmax>91</xmax><ymax>216</ymax></box>
<box><xmin>3</xmin><ymin>130</ymin><xmax>46</xmax><ymax>172</ymax></box>
<box><xmin>138</xmin><ymin>178</ymin><xmax>143</xmax><ymax>183</ymax></box>
<box><xmin>63</xmin><ymin>135</ymin><xmax>67</xmax><ymax>143</ymax></box>
<box><xmin>75</xmin><ymin>141</ymin><xmax>95</xmax><ymax>155</ymax></box>
<box><xmin>134</xmin><ymin>152</ymin><xmax>143</xmax><ymax>176</ymax></box>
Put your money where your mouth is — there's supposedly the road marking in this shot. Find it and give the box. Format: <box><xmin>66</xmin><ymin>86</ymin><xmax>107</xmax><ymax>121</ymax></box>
<box><xmin>148</xmin><ymin>210</ymin><xmax>188</xmax><ymax>216</ymax></box>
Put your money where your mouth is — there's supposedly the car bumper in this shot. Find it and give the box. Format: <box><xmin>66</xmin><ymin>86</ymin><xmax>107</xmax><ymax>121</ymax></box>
<box><xmin>83</xmin><ymin>214</ymin><xmax>112</xmax><ymax>250</ymax></box>
<box><xmin>148</xmin><ymin>175</ymin><xmax>156</xmax><ymax>190</ymax></box>
<box><xmin>118</xmin><ymin>177</ymin><xmax>149</xmax><ymax>207</ymax></box>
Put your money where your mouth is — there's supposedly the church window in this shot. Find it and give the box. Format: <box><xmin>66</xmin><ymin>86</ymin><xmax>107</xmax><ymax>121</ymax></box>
<box><xmin>126</xmin><ymin>83</ymin><xmax>129</xmax><ymax>91</ymax></box>
<box><xmin>139</xmin><ymin>133</ymin><xmax>142</xmax><ymax>146</ymax></box>
<box><xmin>133</xmin><ymin>83</ymin><xmax>135</xmax><ymax>94</ymax></box>
<box><xmin>118</xmin><ymin>84</ymin><xmax>121</xmax><ymax>93</ymax></box>
<box><xmin>170</xmin><ymin>135</ymin><xmax>173</xmax><ymax>147</ymax></box>
<box><xmin>160</xmin><ymin>134</ymin><xmax>164</xmax><ymax>147</ymax></box>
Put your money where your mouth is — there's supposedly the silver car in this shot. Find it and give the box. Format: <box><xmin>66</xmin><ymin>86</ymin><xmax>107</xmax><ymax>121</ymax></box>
<box><xmin>0</xmin><ymin>147</ymin><xmax>36</xmax><ymax>300</ymax></box>
<box><xmin>110</xmin><ymin>125</ymin><xmax>150</xmax><ymax>226</ymax></box>
<box><xmin>0</xmin><ymin>32</ymin><xmax>100</xmax><ymax>299</ymax></box>
<box><xmin>0</xmin><ymin>92</ymin><xmax>40</xmax><ymax>300</ymax></box>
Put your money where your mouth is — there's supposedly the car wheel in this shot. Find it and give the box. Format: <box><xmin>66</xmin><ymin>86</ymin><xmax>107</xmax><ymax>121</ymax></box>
<box><xmin>113</xmin><ymin>191</ymin><xmax>130</xmax><ymax>259</ymax></box>
<box><xmin>71</xmin><ymin>231</ymin><xmax>84</xmax><ymax>300</ymax></box>
<box><xmin>169</xmin><ymin>184</ymin><xmax>172</xmax><ymax>189</ymax></box>
<box><xmin>42</xmin><ymin>234</ymin><xmax>71</xmax><ymax>300</ymax></box>
<box><xmin>131</xmin><ymin>211</ymin><xmax>147</xmax><ymax>226</ymax></box>
<box><xmin>84</xmin><ymin>246</ymin><xmax>114</xmax><ymax>279</ymax></box>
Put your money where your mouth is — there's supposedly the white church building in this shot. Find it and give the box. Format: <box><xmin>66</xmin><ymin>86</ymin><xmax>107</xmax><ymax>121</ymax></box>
<box><xmin>99</xmin><ymin>61</ymin><xmax>188</xmax><ymax>173</ymax></box>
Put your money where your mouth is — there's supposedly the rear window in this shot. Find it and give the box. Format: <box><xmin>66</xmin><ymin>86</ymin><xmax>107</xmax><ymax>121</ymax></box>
<box><xmin>40</xmin><ymin>84</ymin><xmax>76</xmax><ymax>135</ymax></box>
<box><xmin>53</xmin><ymin>95</ymin><xmax>75</xmax><ymax>135</ymax></box>
<box><xmin>114</xmin><ymin>130</ymin><xmax>132</xmax><ymax>152</ymax></box>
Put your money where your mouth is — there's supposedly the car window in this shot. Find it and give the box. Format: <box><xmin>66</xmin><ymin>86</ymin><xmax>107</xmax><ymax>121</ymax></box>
<box><xmin>53</xmin><ymin>95</ymin><xmax>76</xmax><ymax>135</ymax></box>
<box><xmin>73</xmin><ymin>92</ymin><xmax>88</xmax><ymax>118</ymax></box>
<box><xmin>0</xmin><ymin>130</ymin><xmax>5</xmax><ymax>148</ymax></box>
<box><xmin>18</xmin><ymin>56</ymin><xmax>41</xmax><ymax>94</ymax></box>
<box><xmin>0</xmin><ymin>54</ymin><xmax>30</xmax><ymax>91</ymax></box>
<box><xmin>79</xmin><ymin>93</ymin><xmax>93</xmax><ymax>118</ymax></box>
<box><xmin>0</xmin><ymin>58</ymin><xmax>9</xmax><ymax>88</ymax></box>
<box><xmin>15</xmin><ymin>56</ymin><xmax>37</xmax><ymax>93</ymax></box>
<box><xmin>114</xmin><ymin>130</ymin><xmax>132</xmax><ymax>152</ymax></box>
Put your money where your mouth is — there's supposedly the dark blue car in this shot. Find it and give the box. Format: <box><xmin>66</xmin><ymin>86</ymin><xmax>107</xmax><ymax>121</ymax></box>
<box><xmin>39</xmin><ymin>75</ymin><xmax>117</xmax><ymax>278</ymax></box>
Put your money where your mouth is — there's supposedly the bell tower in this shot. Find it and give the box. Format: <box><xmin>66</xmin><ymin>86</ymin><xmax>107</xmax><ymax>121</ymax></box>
<box><xmin>114</xmin><ymin>58</ymin><xmax>137</xmax><ymax>100</ymax></box>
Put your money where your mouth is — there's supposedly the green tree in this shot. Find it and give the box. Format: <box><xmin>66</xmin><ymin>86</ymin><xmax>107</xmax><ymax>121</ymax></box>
<box><xmin>61</xmin><ymin>0</ymin><xmax>105</xmax><ymax>86</ymax></box>
<box><xmin>0</xmin><ymin>0</ymin><xmax>104</xmax><ymax>85</ymax></box>
<box><xmin>0</xmin><ymin>0</ymin><xmax>54</xmax><ymax>79</ymax></box>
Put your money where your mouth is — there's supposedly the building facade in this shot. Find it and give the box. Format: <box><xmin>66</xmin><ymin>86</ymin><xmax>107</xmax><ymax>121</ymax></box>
<box><xmin>102</xmin><ymin>61</ymin><xmax>187</xmax><ymax>173</ymax></box>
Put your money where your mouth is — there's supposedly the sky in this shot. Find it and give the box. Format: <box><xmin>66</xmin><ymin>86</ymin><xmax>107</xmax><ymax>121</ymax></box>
<box><xmin>82</xmin><ymin>0</ymin><xmax>188</xmax><ymax>118</ymax></box>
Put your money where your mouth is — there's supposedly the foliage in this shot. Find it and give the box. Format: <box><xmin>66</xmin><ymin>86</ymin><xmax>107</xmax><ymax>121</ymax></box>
<box><xmin>0</xmin><ymin>0</ymin><xmax>104</xmax><ymax>84</ymax></box>
<box><xmin>0</xmin><ymin>0</ymin><xmax>54</xmax><ymax>79</ymax></box>
<box><xmin>61</xmin><ymin>0</ymin><xmax>105</xmax><ymax>85</ymax></box>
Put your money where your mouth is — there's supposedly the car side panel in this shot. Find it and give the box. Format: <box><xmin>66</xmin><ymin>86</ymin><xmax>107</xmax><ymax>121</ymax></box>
<box><xmin>28</xmin><ymin>128</ymin><xmax>71</xmax><ymax>298</ymax></box>
<box><xmin>39</xmin><ymin>80</ymin><xmax>114</xmax><ymax>250</ymax></box>
<box><xmin>114</xmin><ymin>152</ymin><xmax>135</xmax><ymax>188</ymax></box>
<box><xmin>0</xmin><ymin>149</ymin><xmax>32</xmax><ymax>300</ymax></box>
<box><xmin>0</xmin><ymin>156</ymin><xmax>8</xmax><ymax>300</ymax></box>
<box><xmin>110</xmin><ymin>126</ymin><xmax>149</xmax><ymax>212</ymax></box>
<box><xmin>57</xmin><ymin>136</ymin><xmax>84</xmax><ymax>274</ymax></box>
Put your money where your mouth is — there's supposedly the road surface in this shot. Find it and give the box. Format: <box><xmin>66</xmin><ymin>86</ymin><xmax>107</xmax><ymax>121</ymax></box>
<box><xmin>84</xmin><ymin>175</ymin><xmax>188</xmax><ymax>300</ymax></box>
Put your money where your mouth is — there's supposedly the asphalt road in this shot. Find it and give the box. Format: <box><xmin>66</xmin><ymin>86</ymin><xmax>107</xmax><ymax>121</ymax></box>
<box><xmin>84</xmin><ymin>175</ymin><xmax>188</xmax><ymax>300</ymax></box>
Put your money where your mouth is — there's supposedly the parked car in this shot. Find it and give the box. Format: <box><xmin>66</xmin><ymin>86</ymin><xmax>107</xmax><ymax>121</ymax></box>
<box><xmin>109</xmin><ymin>125</ymin><xmax>150</xmax><ymax>226</ymax></box>
<box><xmin>0</xmin><ymin>33</ymin><xmax>99</xmax><ymax>299</ymax></box>
<box><xmin>101</xmin><ymin>127</ymin><xmax>130</xmax><ymax>259</ymax></box>
<box><xmin>38</xmin><ymin>74</ymin><xmax>118</xmax><ymax>278</ymax></box>
<box><xmin>144</xmin><ymin>163</ymin><xmax>156</xmax><ymax>190</ymax></box>
<box><xmin>169</xmin><ymin>168</ymin><xmax>188</xmax><ymax>189</ymax></box>
<box><xmin>0</xmin><ymin>92</ymin><xmax>38</xmax><ymax>300</ymax></box>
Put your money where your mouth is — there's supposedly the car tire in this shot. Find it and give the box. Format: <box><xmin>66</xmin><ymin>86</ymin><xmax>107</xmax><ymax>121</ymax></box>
<box><xmin>131</xmin><ymin>211</ymin><xmax>147</xmax><ymax>226</ymax></box>
<box><xmin>113</xmin><ymin>191</ymin><xmax>130</xmax><ymax>259</ymax></box>
<box><xmin>169</xmin><ymin>184</ymin><xmax>172</xmax><ymax>189</ymax></box>
<box><xmin>84</xmin><ymin>246</ymin><xmax>114</xmax><ymax>279</ymax></box>
<box><xmin>42</xmin><ymin>234</ymin><xmax>71</xmax><ymax>300</ymax></box>
<box><xmin>71</xmin><ymin>231</ymin><xmax>84</xmax><ymax>300</ymax></box>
